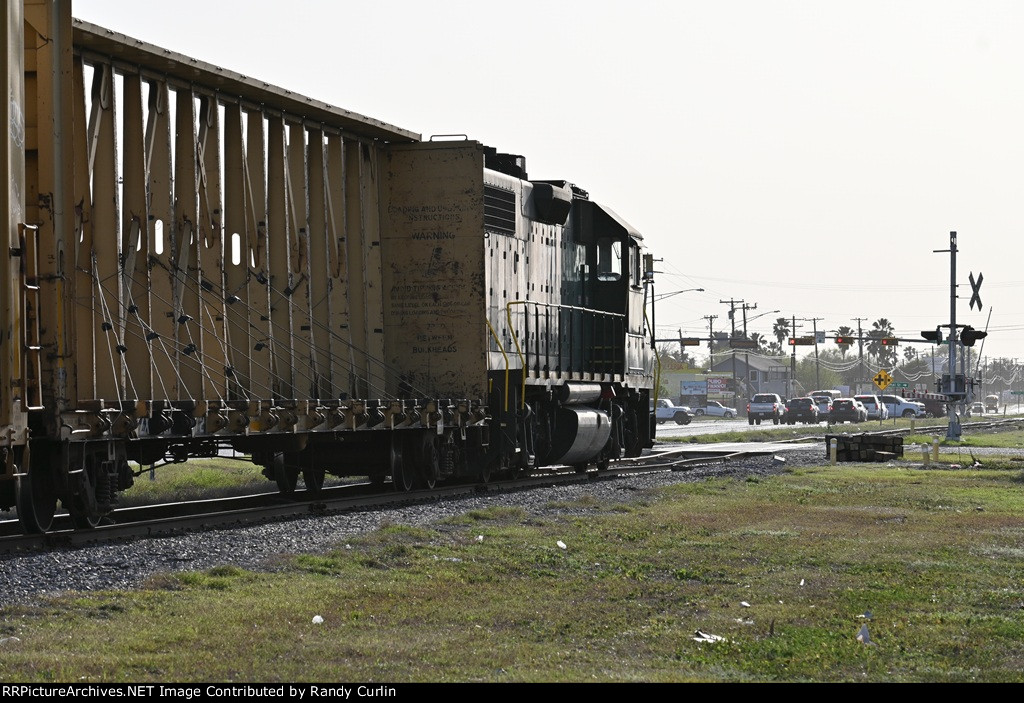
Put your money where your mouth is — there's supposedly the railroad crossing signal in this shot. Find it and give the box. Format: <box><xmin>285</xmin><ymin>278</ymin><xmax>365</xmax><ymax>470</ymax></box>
<box><xmin>969</xmin><ymin>271</ymin><xmax>983</xmax><ymax>311</ymax></box>
<box><xmin>873</xmin><ymin>369</ymin><xmax>893</xmax><ymax>391</ymax></box>
<box><xmin>960</xmin><ymin>326</ymin><xmax>987</xmax><ymax>347</ymax></box>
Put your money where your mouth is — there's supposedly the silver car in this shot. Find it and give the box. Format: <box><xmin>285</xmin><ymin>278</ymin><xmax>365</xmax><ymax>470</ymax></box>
<box><xmin>854</xmin><ymin>394</ymin><xmax>889</xmax><ymax>420</ymax></box>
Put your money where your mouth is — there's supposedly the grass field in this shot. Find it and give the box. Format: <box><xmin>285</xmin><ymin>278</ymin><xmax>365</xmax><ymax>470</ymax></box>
<box><xmin>3</xmin><ymin>439</ymin><xmax>1024</xmax><ymax>681</ymax></box>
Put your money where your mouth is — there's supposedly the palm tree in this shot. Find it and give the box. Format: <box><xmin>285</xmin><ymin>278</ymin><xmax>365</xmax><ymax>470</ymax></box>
<box><xmin>748</xmin><ymin>332</ymin><xmax>767</xmax><ymax>352</ymax></box>
<box><xmin>867</xmin><ymin>318</ymin><xmax>897</xmax><ymax>367</ymax></box>
<box><xmin>772</xmin><ymin>317</ymin><xmax>790</xmax><ymax>348</ymax></box>
<box><xmin>835</xmin><ymin>325</ymin><xmax>854</xmax><ymax>357</ymax></box>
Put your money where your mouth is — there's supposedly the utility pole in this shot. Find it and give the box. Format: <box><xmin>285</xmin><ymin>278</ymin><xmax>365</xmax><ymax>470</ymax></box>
<box><xmin>790</xmin><ymin>315</ymin><xmax>800</xmax><ymax>397</ymax></box>
<box><xmin>721</xmin><ymin>299</ymin><xmax>743</xmax><ymax>406</ymax></box>
<box><xmin>853</xmin><ymin>317</ymin><xmax>867</xmax><ymax>391</ymax></box>
<box><xmin>740</xmin><ymin>302</ymin><xmax>757</xmax><ymax>399</ymax></box>
<box><xmin>807</xmin><ymin>317</ymin><xmax>823</xmax><ymax>390</ymax></box>
<box><xmin>703</xmin><ymin>315</ymin><xmax>718</xmax><ymax>365</ymax></box>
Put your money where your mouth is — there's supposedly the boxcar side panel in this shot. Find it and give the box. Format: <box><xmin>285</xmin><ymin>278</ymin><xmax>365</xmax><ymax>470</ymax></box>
<box><xmin>381</xmin><ymin>142</ymin><xmax>487</xmax><ymax>401</ymax></box>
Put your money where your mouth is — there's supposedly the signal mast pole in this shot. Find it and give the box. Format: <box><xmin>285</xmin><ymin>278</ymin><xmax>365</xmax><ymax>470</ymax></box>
<box><xmin>937</xmin><ymin>231</ymin><xmax>961</xmax><ymax>440</ymax></box>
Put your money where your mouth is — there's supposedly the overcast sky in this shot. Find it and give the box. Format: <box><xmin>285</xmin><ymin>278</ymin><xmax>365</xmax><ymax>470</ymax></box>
<box><xmin>73</xmin><ymin>0</ymin><xmax>1024</xmax><ymax>365</ymax></box>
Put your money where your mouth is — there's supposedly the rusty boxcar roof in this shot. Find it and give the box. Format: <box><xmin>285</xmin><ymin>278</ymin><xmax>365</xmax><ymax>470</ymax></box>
<box><xmin>72</xmin><ymin>19</ymin><xmax>421</xmax><ymax>143</ymax></box>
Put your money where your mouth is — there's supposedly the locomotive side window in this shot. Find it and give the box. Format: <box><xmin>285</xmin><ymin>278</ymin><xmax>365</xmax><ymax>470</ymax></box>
<box><xmin>596</xmin><ymin>237</ymin><xmax>621</xmax><ymax>281</ymax></box>
<box><xmin>630</xmin><ymin>242</ymin><xmax>641</xmax><ymax>287</ymax></box>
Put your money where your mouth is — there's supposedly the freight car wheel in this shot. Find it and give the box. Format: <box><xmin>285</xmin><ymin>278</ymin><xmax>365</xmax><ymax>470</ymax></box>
<box><xmin>416</xmin><ymin>434</ymin><xmax>440</xmax><ymax>490</ymax></box>
<box><xmin>16</xmin><ymin>467</ymin><xmax>57</xmax><ymax>534</ymax></box>
<box><xmin>70</xmin><ymin>508</ymin><xmax>102</xmax><ymax>530</ymax></box>
<box><xmin>272</xmin><ymin>454</ymin><xmax>299</xmax><ymax>495</ymax></box>
<box><xmin>300</xmin><ymin>447</ymin><xmax>325</xmax><ymax>495</ymax></box>
<box><xmin>302</xmin><ymin>462</ymin><xmax>326</xmax><ymax>494</ymax></box>
<box><xmin>390</xmin><ymin>435</ymin><xmax>416</xmax><ymax>492</ymax></box>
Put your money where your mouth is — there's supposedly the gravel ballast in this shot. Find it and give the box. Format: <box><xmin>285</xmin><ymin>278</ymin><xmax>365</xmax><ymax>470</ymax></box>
<box><xmin>0</xmin><ymin>445</ymin><xmax>902</xmax><ymax>608</ymax></box>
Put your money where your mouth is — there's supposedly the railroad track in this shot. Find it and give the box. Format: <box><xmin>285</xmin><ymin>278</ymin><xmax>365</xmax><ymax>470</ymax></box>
<box><xmin>5</xmin><ymin>420</ymin><xmax>1016</xmax><ymax>554</ymax></box>
<box><xmin>0</xmin><ymin>443</ymin><xmax>801</xmax><ymax>554</ymax></box>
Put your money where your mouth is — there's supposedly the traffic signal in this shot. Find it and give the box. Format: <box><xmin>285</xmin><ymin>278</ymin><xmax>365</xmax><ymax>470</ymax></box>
<box><xmin>788</xmin><ymin>337</ymin><xmax>796</xmax><ymax>346</ymax></box>
<box><xmin>960</xmin><ymin>326</ymin><xmax>987</xmax><ymax>347</ymax></box>
<box><xmin>880</xmin><ymin>338</ymin><xmax>898</xmax><ymax>346</ymax></box>
<box><xmin>835</xmin><ymin>335</ymin><xmax>850</xmax><ymax>344</ymax></box>
<box><xmin>921</xmin><ymin>328</ymin><xmax>943</xmax><ymax>344</ymax></box>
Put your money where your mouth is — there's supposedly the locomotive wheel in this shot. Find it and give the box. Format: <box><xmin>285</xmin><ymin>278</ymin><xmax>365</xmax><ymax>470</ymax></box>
<box><xmin>17</xmin><ymin>467</ymin><xmax>58</xmax><ymax>534</ymax></box>
<box><xmin>272</xmin><ymin>453</ymin><xmax>299</xmax><ymax>495</ymax></box>
<box><xmin>390</xmin><ymin>435</ymin><xmax>415</xmax><ymax>492</ymax></box>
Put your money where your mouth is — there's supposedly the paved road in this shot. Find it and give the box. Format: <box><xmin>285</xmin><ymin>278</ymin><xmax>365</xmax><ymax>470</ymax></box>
<box><xmin>654</xmin><ymin>417</ymin><xmax>804</xmax><ymax>439</ymax></box>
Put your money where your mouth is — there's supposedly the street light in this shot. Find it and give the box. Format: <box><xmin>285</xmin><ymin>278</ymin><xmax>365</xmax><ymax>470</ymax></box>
<box><xmin>746</xmin><ymin>309</ymin><xmax>781</xmax><ymax>327</ymax></box>
<box><xmin>653</xmin><ymin>287</ymin><xmax>705</xmax><ymax>302</ymax></box>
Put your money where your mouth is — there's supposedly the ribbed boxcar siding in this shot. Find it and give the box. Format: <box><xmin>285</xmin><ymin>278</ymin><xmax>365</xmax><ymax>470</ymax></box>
<box><xmin>25</xmin><ymin>0</ymin><xmax>77</xmax><ymax>431</ymax></box>
<box><xmin>381</xmin><ymin>142</ymin><xmax>487</xmax><ymax>402</ymax></box>
<box><xmin>197</xmin><ymin>96</ymin><xmax>227</xmax><ymax>406</ymax></box>
<box><xmin>120</xmin><ymin>73</ymin><xmax>151</xmax><ymax>402</ymax></box>
<box><xmin>12</xmin><ymin>4</ymin><xmax>418</xmax><ymax>439</ymax></box>
<box><xmin>145</xmin><ymin>80</ymin><xmax>179</xmax><ymax>403</ymax></box>
<box><xmin>222</xmin><ymin>104</ymin><xmax>252</xmax><ymax>400</ymax></box>
<box><xmin>1</xmin><ymin>0</ymin><xmax>25</xmax><ymax>433</ymax></box>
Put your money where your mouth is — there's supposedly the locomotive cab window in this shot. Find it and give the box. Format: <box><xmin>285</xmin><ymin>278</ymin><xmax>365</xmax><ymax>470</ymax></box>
<box><xmin>630</xmin><ymin>242</ymin><xmax>642</xmax><ymax>288</ymax></box>
<box><xmin>596</xmin><ymin>237</ymin><xmax>622</xmax><ymax>281</ymax></box>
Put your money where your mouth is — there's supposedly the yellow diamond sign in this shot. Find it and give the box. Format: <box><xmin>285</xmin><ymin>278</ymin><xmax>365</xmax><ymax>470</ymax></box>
<box><xmin>873</xmin><ymin>369</ymin><xmax>893</xmax><ymax>391</ymax></box>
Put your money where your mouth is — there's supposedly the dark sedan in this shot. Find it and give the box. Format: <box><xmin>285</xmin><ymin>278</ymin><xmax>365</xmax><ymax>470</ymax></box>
<box><xmin>830</xmin><ymin>398</ymin><xmax>867</xmax><ymax>424</ymax></box>
<box><xmin>783</xmin><ymin>397</ymin><xmax>820</xmax><ymax>424</ymax></box>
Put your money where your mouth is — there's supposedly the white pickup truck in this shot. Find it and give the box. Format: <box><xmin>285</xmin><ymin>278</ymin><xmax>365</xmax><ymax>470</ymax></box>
<box><xmin>879</xmin><ymin>394</ymin><xmax>927</xmax><ymax>419</ymax></box>
<box><xmin>652</xmin><ymin>398</ymin><xmax>693</xmax><ymax>425</ymax></box>
<box><xmin>747</xmin><ymin>393</ymin><xmax>784</xmax><ymax>425</ymax></box>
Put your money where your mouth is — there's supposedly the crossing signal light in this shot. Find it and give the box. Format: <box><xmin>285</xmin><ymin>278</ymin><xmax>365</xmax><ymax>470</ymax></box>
<box><xmin>960</xmin><ymin>326</ymin><xmax>987</xmax><ymax>347</ymax></box>
<box><xmin>921</xmin><ymin>328</ymin><xmax>943</xmax><ymax>344</ymax></box>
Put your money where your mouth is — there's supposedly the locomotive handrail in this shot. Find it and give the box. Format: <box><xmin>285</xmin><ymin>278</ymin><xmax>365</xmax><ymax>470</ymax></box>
<box><xmin>485</xmin><ymin>318</ymin><xmax>511</xmax><ymax>412</ymax></box>
<box><xmin>506</xmin><ymin>301</ymin><xmax>626</xmax><ymax>408</ymax></box>
<box><xmin>646</xmin><ymin>308</ymin><xmax>662</xmax><ymax>409</ymax></box>
<box><xmin>504</xmin><ymin>305</ymin><xmax>528</xmax><ymax>409</ymax></box>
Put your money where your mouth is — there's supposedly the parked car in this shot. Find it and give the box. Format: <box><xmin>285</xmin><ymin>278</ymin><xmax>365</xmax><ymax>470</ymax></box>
<box><xmin>748</xmin><ymin>393</ymin><xmax>784</xmax><ymax>425</ymax></box>
<box><xmin>651</xmin><ymin>398</ymin><xmax>693</xmax><ymax>425</ymax></box>
<box><xmin>854</xmin><ymin>394</ymin><xmax>889</xmax><ymax>420</ymax></box>
<box><xmin>830</xmin><ymin>398</ymin><xmax>868</xmax><ymax>424</ymax></box>
<box><xmin>879</xmin><ymin>394</ymin><xmax>927</xmax><ymax>419</ymax></box>
<box><xmin>693</xmin><ymin>401</ymin><xmax>737</xmax><ymax>419</ymax></box>
<box><xmin>783</xmin><ymin>397</ymin><xmax>820</xmax><ymax>424</ymax></box>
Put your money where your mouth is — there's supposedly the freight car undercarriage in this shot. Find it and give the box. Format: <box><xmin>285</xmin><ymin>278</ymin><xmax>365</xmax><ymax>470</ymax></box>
<box><xmin>2</xmin><ymin>381</ymin><xmax>649</xmax><ymax>533</ymax></box>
